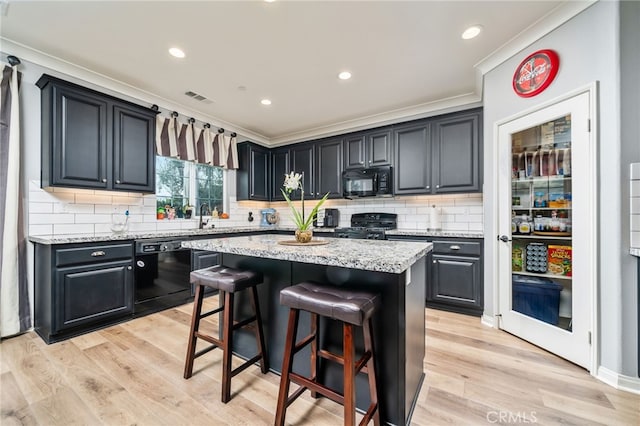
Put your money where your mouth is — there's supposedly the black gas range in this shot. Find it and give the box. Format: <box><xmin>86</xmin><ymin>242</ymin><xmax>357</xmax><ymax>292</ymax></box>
<box><xmin>334</xmin><ymin>213</ymin><xmax>397</xmax><ymax>240</ymax></box>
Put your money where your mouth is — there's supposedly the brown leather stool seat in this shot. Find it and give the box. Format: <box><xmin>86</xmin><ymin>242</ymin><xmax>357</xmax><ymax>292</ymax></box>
<box><xmin>184</xmin><ymin>265</ymin><xmax>268</xmax><ymax>403</ymax></box>
<box><xmin>275</xmin><ymin>282</ymin><xmax>381</xmax><ymax>426</ymax></box>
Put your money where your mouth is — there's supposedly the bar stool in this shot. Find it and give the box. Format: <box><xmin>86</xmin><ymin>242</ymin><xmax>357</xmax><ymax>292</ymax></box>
<box><xmin>275</xmin><ymin>282</ymin><xmax>380</xmax><ymax>426</ymax></box>
<box><xmin>183</xmin><ymin>265</ymin><xmax>268</xmax><ymax>403</ymax></box>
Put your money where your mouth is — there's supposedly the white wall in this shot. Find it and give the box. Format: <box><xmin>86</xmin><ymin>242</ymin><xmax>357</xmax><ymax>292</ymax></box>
<box><xmin>483</xmin><ymin>0</ymin><xmax>638</xmax><ymax>378</ymax></box>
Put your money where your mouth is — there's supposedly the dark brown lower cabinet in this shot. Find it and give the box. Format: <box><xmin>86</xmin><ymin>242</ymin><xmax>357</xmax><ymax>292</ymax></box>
<box><xmin>428</xmin><ymin>239</ymin><xmax>483</xmax><ymax>316</ymax></box>
<box><xmin>387</xmin><ymin>236</ymin><xmax>484</xmax><ymax>316</ymax></box>
<box><xmin>35</xmin><ymin>242</ymin><xmax>135</xmax><ymax>343</ymax></box>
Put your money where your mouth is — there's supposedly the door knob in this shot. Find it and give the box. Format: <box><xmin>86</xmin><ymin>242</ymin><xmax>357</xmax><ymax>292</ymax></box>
<box><xmin>498</xmin><ymin>235</ymin><xmax>512</xmax><ymax>242</ymax></box>
<box><xmin>102</xmin><ymin>178</ymin><xmax>107</xmax><ymax>183</ymax></box>
<box><xmin>116</xmin><ymin>180</ymin><xmax>121</xmax><ymax>184</ymax></box>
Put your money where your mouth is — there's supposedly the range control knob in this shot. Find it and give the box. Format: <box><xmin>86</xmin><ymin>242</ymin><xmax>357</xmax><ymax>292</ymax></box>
<box><xmin>161</xmin><ymin>244</ymin><xmax>168</xmax><ymax>252</ymax></box>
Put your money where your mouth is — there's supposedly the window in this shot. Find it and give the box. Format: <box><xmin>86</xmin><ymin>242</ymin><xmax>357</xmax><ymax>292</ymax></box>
<box><xmin>156</xmin><ymin>156</ymin><xmax>224</xmax><ymax>217</ymax></box>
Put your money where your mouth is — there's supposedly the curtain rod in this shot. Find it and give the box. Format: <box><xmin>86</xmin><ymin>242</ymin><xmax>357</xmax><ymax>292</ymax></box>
<box><xmin>151</xmin><ymin>105</ymin><xmax>237</xmax><ymax>137</ymax></box>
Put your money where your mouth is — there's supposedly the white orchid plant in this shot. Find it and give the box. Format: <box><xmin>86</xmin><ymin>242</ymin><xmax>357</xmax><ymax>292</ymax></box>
<box><xmin>281</xmin><ymin>171</ymin><xmax>329</xmax><ymax>231</ymax></box>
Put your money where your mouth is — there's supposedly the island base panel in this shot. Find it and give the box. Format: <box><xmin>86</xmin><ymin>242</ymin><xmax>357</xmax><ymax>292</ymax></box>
<box><xmin>221</xmin><ymin>253</ymin><xmax>426</xmax><ymax>426</ymax></box>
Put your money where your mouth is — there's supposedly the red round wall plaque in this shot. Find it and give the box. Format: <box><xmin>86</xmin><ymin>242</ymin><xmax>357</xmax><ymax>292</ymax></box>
<box><xmin>512</xmin><ymin>49</ymin><xmax>559</xmax><ymax>98</ymax></box>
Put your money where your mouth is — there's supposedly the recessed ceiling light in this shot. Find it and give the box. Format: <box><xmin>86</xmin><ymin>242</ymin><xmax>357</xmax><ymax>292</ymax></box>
<box><xmin>261</xmin><ymin>99</ymin><xmax>272</xmax><ymax>106</ymax></box>
<box><xmin>462</xmin><ymin>25</ymin><xmax>483</xmax><ymax>40</ymax></box>
<box><xmin>338</xmin><ymin>71</ymin><xmax>352</xmax><ymax>80</ymax></box>
<box><xmin>168</xmin><ymin>47</ymin><xmax>186</xmax><ymax>58</ymax></box>
<box><xmin>264</xmin><ymin>0</ymin><xmax>276</xmax><ymax>3</ymax></box>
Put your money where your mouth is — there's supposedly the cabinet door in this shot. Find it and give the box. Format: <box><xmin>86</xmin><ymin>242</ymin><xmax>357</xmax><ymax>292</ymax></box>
<box><xmin>315</xmin><ymin>139</ymin><xmax>343</xmax><ymax>199</ymax></box>
<box><xmin>343</xmin><ymin>133</ymin><xmax>366</xmax><ymax>170</ymax></box>
<box><xmin>367</xmin><ymin>128</ymin><xmax>393</xmax><ymax>167</ymax></box>
<box><xmin>429</xmin><ymin>254</ymin><xmax>482</xmax><ymax>314</ymax></box>
<box><xmin>393</xmin><ymin>122</ymin><xmax>431</xmax><ymax>195</ymax></box>
<box><xmin>113</xmin><ymin>104</ymin><xmax>156</xmax><ymax>192</ymax></box>
<box><xmin>51</xmin><ymin>84</ymin><xmax>109</xmax><ymax>189</ymax></box>
<box><xmin>55</xmin><ymin>260</ymin><xmax>133</xmax><ymax>331</ymax></box>
<box><xmin>432</xmin><ymin>110</ymin><xmax>482</xmax><ymax>193</ymax></box>
<box><xmin>290</xmin><ymin>144</ymin><xmax>315</xmax><ymax>197</ymax></box>
<box><xmin>250</xmin><ymin>146</ymin><xmax>270</xmax><ymax>201</ymax></box>
<box><xmin>271</xmin><ymin>147</ymin><xmax>290</xmax><ymax>201</ymax></box>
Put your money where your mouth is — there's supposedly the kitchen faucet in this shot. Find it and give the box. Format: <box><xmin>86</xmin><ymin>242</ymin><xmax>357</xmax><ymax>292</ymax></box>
<box><xmin>199</xmin><ymin>203</ymin><xmax>209</xmax><ymax>229</ymax></box>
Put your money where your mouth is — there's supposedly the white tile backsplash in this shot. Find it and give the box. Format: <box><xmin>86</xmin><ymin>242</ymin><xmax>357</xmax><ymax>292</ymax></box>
<box><xmin>27</xmin><ymin>181</ymin><xmax>484</xmax><ymax>237</ymax></box>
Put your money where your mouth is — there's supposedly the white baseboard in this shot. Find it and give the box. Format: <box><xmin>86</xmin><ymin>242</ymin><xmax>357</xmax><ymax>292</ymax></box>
<box><xmin>481</xmin><ymin>314</ymin><xmax>496</xmax><ymax>328</ymax></box>
<box><xmin>597</xmin><ymin>366</ymin><xmax>640</xmax><ymax>395</ymax></box>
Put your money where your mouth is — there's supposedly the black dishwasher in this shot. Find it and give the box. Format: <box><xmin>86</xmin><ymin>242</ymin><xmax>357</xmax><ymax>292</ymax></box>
<box><xmin>134</xmin><ymin>239</ymin><xmax>192</xmax><ymax>316</ymax></box>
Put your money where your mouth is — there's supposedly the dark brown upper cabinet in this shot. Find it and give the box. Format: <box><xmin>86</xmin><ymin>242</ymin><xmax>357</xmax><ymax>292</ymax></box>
<box><xmin>37</xmin><ymin>74</ymin><xmax>157</xmax><ymax>193</ymax></box>
<box><xmin>344</xmin><ymin>127</ymin><xmax>393</xmax><ymax>170</ymax></box>
<box><xmin>237</xmin><ymin>142</ymin><xmax>270</xmax><ymax>201</ymax></box>
<box><xmin>314</xmin><ymin>138</ymin><xmax>343</xmax><ymax>199</ymax></box>
<box><xmin>270</xmin><ymin>146</ymin><xmax>290</xmax><ymax>201</ymax></box>
<box><xmin>431</xmin><ymin>109</ymin><xmax>482</xmax><ymax>193</ymax></box>
<box><xmin>394</xmin><ymin>108</ymin><xmax>482</xmax><ymax>195</ymax></box>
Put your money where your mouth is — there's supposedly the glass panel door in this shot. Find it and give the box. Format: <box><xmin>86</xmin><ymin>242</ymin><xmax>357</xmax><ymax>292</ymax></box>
<box><xmin>497</xmin><ymin>88</ymin><xmax>595</xmax><ymax>370</ymax></box>
<box><xmin>510</xmin><ymin>115</ymin><xmax>573</xmax><ymax>330</ymax></box>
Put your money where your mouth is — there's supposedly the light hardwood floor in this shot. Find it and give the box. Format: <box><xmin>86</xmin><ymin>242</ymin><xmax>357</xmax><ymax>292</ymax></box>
<box><xmin>1</xmin><ymin>298</ymin><xmax>638</xmax><ymax>425</ymax></box>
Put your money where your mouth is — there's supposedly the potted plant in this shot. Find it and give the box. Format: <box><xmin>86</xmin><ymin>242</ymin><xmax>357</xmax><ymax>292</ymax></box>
<box><xmin>157</xmin><ymin>207</ymin><xmax>165</xmax><ymax>220</ymax></box>
<box><xmin>281</xmin><ymin>171</ymin><xmax>329</xmax><ymax>243</ymax></box>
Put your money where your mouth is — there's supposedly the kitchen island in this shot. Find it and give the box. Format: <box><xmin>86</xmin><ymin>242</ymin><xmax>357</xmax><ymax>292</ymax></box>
<box><xmin>183</xmin><ymin>234</ymin><xmax>432</xmax><ymax>426</ymax></box>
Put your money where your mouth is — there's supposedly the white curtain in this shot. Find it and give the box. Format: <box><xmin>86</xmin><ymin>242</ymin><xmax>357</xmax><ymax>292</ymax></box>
<box><xmin>0</xmin><ymin>63</ymin><xmax>30</xmax><ymax>337</ymax></box>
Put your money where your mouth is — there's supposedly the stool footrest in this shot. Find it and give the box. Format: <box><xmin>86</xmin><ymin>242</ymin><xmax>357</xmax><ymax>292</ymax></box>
<box><xmin>293</xmin><ymin>332</ymin><xmax>316</xmax><ymax>355</ymax></box>
<box><xmin>289</xmin><ymin>372</ymin><xmax>344</xmax><ymax>405</ymax></box>
<box><xmin>193</xmin><ymin>343</ymin><xmax>219</xmax><ymax>360</ymax></box>
<box><xmin>194</xmin><ymin>331</ymin><xmax>222</xmax><ymax>348</ymax></box>
<box><xmin>232</xmin><ymin>315</ymin><xmax>257</xmax><ymax>330</ymax></box>
<box><xmin>231</xmin><ymin>353</ymin><xmax>265</xmax><ymax>377</ymax></box>
<box><xmin>285</xmin><ymin>385</ymin><xmax>307</xmax><ymax>408</ymax></box>
<box><xmin>318</xmin><ymin>349</ymin><xmax>371</xmax><ymax>375</ymax></box>
<box><xmin>360</xmin><ymin>403</ymin><xmax>379</xmax><ymax>426</ymax></box>
<box><xmin>201</xmin><ymin>305</ymin><xmax>224</xmax><ymax>319</ymax></box>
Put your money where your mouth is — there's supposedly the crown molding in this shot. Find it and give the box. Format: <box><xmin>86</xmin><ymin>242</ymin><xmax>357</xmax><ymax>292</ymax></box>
<box><xmin>0</xmin><ymin>38</ymin><xmax>270</xmax><ymax>145</ymax></box>
<box><xmin>474</xmin><ymin>0</ymin><xmax>597</xmax><ymax>90</ymax></box>
<box><xmin>270</xmin><ymin>94</ymin><xmax>483</xmax><ymax>146</ymax></box>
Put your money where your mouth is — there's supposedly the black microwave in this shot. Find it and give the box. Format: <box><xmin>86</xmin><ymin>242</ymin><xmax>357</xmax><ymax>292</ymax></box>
<box><xmin>342</xmin><ymin>166</ymin><xmax>392</xmax><ymax>198</ymax></box>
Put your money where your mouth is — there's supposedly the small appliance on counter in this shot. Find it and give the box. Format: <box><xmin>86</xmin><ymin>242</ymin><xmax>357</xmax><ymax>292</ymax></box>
<box><xmin>313</xmin><ymin>208</ymin><xmax>340</xmax><ymax>228</ymax></box>
<box><xmin>260</xmin><ymin>208</ymin><xmax>278</xmax><ymax>227</ymax></box>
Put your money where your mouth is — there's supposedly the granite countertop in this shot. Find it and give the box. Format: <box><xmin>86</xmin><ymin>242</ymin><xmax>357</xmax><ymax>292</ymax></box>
<box><xmin>28</xmin><ymin>226</ymin><xmax>274</xmax><ymax>245</ymax></box>
<box><xmin>28</xmin><ymin>226</ymin><xmax>483</xmax><ymax>245</ymax></box>
<box><xmin>385</xmin><ymin>229</ymin><xmax>484</xmax><ymax>238</ymax></box>
<box><xmin>182</xmin><ymin>234</ymin><xmax>432</xmax><ymax>274</ymax></box>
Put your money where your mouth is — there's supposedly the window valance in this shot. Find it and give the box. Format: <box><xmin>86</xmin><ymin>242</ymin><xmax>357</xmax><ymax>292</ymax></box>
<box><xmin>155</xmin><ymin>115</ymin><xmax>238</xmax><ymax>169</ymax></box>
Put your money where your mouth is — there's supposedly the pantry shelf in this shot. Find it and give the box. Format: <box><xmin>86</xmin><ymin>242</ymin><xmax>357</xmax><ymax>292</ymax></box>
<box><xmin>512</xmin><ymin>234</ymin><xmax>572</xmax><ymax>241</ymax></box>
<box><xmin>511</xmin><ymin>270</ymin><xmax>572</xmax><ymax>280</ymax></box>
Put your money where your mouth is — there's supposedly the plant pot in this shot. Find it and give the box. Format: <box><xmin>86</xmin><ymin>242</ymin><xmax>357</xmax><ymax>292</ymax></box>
<box><xmin>294</xmin><ymin>229</ymin><xmax>313</xmax><ymax>243</ymax></box>
<box><xmin>184</xmin><ymin>210</ymin><xmax>192</xmax><ymax>219</ymax></box>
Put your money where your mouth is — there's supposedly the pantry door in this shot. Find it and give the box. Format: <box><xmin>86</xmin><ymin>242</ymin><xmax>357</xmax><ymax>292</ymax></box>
<box><xmin>496</xmin><ymin>86</ymin><xmax>596</xmax><ymax>370</ymax></box>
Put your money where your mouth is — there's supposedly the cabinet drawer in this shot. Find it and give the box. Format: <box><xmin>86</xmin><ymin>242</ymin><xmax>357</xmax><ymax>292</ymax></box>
<box><xmin>432</xmin><ymin>240</ymin><xmax>481</xmax><ymax>256</ymax></box>
<box><xmin>56</xmin><ymin>243</ymin><xmax>133</xmax><ymax>267</ymax></box>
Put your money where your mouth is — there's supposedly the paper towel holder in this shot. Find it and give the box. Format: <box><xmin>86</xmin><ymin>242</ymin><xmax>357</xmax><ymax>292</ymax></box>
<box><xmin>428</xmin><ymin>204</ymin><xmax>442</xmax><ymax>230</ymax></box>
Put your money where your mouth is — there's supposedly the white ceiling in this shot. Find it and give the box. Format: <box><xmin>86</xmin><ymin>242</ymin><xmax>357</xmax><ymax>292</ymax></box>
<box><xmin>1</xmin><ymin>0</ymin><xmax>572</xmax><ymax>145</ymax></box>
